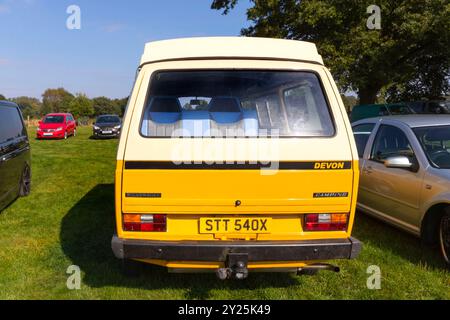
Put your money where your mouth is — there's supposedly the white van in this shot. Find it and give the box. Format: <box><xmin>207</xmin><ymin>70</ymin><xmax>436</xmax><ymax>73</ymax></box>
<box><xmin>112</xmin><ymin>37</ymin><xmax>361</xmax><ymax>279</ymax></box>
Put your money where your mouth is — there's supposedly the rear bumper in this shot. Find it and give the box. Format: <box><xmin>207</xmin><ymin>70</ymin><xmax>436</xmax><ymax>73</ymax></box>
<box><xmin>37</xmin><ymin>132</ymin><xmax>65</xmax><ymax>139</ymax></box>
<box><xmin>111</xmin><ymin>236</ymin><xmax>362</xmax><ymax>262</ymax></box>
<box><xmin>93</xmin><ymin>130</ymin><xmax>120</xmax><ymax>138</ymax></box>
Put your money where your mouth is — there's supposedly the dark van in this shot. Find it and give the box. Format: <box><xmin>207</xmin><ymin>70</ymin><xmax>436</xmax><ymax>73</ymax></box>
<box><xmin>0</xmin><ymin>101</ymin><xmax>31</xmax><ymax>212</ymax></box>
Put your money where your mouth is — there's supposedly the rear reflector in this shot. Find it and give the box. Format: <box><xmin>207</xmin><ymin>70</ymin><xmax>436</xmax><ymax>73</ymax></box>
<box><xmin>123</xmin><ymin>214</ymin><xmax>167</xmax><ymax>232</ymax></box>
<box><xmin>304</xmin><ymin>214</ymin><xmax>348</xmax><ymax>231</ymax></box>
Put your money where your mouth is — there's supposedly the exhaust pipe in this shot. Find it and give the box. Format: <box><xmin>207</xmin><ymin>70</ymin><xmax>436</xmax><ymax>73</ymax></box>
<box><xmin>297</xmin><ymin>263</ymin><xmax>340</xmax><ymax>275</ymax></box>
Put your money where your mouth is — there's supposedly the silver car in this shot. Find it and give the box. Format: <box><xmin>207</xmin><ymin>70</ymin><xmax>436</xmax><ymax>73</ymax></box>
<box><xmin>352</xmin><ymin>115</ymin><xmax>450</xmax><ymax>264</ymax></box>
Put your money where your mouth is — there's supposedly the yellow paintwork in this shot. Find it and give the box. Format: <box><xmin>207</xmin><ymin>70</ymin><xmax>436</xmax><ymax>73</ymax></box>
<box><xmin>135</xmin><ymin>259</ymin><xmax>316</xmax><ymax>270</ymax></box>
<box><xmin>114</xmin><ymin>39</ymin><xmax>360</xmax><ymax>270</ymax></box>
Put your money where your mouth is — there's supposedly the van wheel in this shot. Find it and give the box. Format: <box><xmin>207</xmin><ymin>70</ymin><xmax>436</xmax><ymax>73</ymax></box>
<box><xmin>120</xmin><ymin>259</ymin><xmax>143</xmax><ymax>277</ymax></box>
<box><xmin>19</xmin><ymin>166</ymin><xmax>31</xmax><ymax>197</ymax></box>
<box><xmin>439</xmin><ymin>209</ymin><xmax>450</xmax><ymax>265</ymax></box>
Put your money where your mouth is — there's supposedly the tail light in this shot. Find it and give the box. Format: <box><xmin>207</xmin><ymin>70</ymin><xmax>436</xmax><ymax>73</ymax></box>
<box><xmin>304</xmin><ymin>214</ymin><xmax>348</xmax><ymax>231</ymax></box>
<box><xmin>123</xmin><ymin>214</ymin><xmax>167</xmax><ymax>232</ymax></box>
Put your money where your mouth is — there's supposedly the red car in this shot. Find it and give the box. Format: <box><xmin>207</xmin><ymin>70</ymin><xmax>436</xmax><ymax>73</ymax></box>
<box><xmin>37</xmin><ymin>113</ymin><xmax>77</xmax><ymax>140</ymax></box>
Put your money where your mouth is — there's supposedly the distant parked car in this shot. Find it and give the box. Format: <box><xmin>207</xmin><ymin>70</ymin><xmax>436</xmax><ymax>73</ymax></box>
<box><xmin>0</xmin><ymin>101</ymin><xmax>31</xmax><ymax>212</ymax></box>
<box><xmin>408</xmin><ymin>101</ymin><xmax>450</xmax><ymax>114</ymax></box>
<box><xmin>352</xmin><ymin>115</ymin><xmax>450</xmax><ymax>264</ymax></box>
<box><xmin>350</xmin><ymin>103</ymin><xmax>414</xmax><ymax>122</ymax></box>
<box><xmin>37</xmin><ymin>113</ymin><xmax>77</xmax><ymax>140</ymax></box>
<box><xmin>92</xmin><ymin>115</ymin><xmax>122</xmax><ymax>139</ymax></box>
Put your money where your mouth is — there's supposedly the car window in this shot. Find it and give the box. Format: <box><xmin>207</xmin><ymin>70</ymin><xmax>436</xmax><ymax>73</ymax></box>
<box><xmin>379</xmin><ymin>106</ymin><xmax>389</xmax><ymax>116</ymax></box>
<box><xmin>414</xmin><ymin>125</ymin><xmax>450</xmax><ymax>169</ymax></box>
<box><xmin>140</xmin><ymin>70</ymin><xmax>335</xmax><ymax>138</ymax></box>
<box><xmin>43</xmin><ymin>115</ymin><xmax>64</xmax><ymax>124</ymax></box>
<box><xmin>409</xmin><ymin>102</ymin><xmax>425</xmax><ymax>113</ymax></box>
<box><xmin>0</xmin><ymin>107</ymin><xmax>25</xmax><ymax>144</ymax></box>
<box><xmin>370</xmin><ymin>125</ymin><xmax>416</xmax><ymax>163</ymax></box>
<box><xmin>97</xmin><ymin>116</ymin><xmax>121</xmax><ymax>124</ymax></box>
<box><xmin>353</xmin><ymin>123</ymin><xmax>375</xmax><ymax>158</ymax></box>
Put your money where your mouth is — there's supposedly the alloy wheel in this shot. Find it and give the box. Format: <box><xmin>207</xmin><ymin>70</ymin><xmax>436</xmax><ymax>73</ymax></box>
<box><xmin>439</xmin><ymin>213</ymin><xmax>450</xmax><ymax>264</ymax></box>
<box><xmin>20</xmin><ymin>166</ymin><xmax>31</xmax><ymax>196</ymax></box>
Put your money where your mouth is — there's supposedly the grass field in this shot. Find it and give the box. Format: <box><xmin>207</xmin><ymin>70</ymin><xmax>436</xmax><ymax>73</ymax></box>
<box><xmin>0</xmin><ymin>127</ymin><xmax>448</xmax><ymax>300</ymax></box>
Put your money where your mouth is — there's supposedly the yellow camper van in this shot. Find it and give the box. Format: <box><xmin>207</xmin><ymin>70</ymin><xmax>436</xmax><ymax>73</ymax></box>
<box><xmin>112</xmin><ymin>37</ymin><xmax>361</xmax><ymax>279</ymax></box>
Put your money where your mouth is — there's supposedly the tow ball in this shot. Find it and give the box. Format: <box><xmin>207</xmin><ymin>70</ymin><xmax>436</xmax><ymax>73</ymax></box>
<box><xmin>216</xmin><ymin>253</ymin><xmax>249</xmax><ymax>280</ymax></box>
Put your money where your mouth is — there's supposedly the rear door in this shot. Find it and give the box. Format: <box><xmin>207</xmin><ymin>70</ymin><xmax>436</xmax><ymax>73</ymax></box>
<box><xmin>119</xmin><ymin>62</ymin><xmax>356</xmax><ymax>240</ymax></box>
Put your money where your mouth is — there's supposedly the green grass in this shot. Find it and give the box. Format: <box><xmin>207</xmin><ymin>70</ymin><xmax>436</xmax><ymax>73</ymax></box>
<box><xmin>0</xmin><ymin>127</ymin><xmax>448</xmax><ymax>299</ymax></box>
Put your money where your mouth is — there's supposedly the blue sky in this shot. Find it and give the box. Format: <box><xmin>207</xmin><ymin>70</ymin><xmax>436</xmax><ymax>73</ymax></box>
<box><xmin>0</xmin><ymin>0</ymin><xmax>250</xmax><ymax>99</ymax></box>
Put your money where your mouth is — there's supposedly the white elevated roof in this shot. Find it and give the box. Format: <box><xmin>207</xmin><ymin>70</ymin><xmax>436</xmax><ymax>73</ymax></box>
<box><xmin>140</xmin><ymin>37</ymin><xmax>324</xmax><ymax>66</ymax></box>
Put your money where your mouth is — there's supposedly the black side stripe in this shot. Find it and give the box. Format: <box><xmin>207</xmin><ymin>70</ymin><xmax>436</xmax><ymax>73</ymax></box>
<box><xmin>124</xmin><ymin>161</ymin><xmax>352</xmax><ymax>170</ymax></box>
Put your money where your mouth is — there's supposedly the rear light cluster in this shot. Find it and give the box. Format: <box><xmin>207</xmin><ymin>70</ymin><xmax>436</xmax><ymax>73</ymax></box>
<box><xmin>123</xmin><ymin>214</ymin><xmax>167</xmax><ymax>232</ymax></box>
<box><xmin>304</xmin><ymin>214</ymin><xmax>348</xmax><ymax>231</ymax></box>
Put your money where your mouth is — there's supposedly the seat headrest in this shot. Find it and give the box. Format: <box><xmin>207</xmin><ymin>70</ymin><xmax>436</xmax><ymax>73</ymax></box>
<box><xmin>209</xmin><ymin>97</ymin><xmax>243</xmax><ymax>124</ymax></box>
<box><xmin>149</xmin><ymin>97</ymin><xmax>182</xmax><ymax>113</ymax></box>
<box><xmin>148</xmin><ymin>97</ymin><xmax>182</xmax><ymax>123</ymax></box>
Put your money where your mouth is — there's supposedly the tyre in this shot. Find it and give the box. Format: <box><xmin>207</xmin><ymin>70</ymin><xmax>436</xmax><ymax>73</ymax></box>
<box><xmin>439</xmin><ymin>209</ymin><xmax>450</xmax><ymax>265</ymax></box>
<box><xmin>120</xmin><ymin>259</ymin><xmax>143</xmax><ymax>277</ymax></box>
<box><xmin>19</xmin><ymin>165</ymin><xmax>31</xmax><ymax>197</ymax></box>
<box><xmin>64</xmin><ymin>131</ymin><xmax>68</xmax><ymax>140</ymax></box>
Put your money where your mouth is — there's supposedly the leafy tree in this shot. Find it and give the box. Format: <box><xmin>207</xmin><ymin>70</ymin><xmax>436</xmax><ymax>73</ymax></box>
<box><xmin>92</xmin><ymin>96</ymin><xmax>120</xmax><ymax>116</ymax></box>
<box><xmin>113</xmin><ymin>97</ymin><xmax>129</xmax><ymax>117</ymax></box>
<box><xmin>11</xmin><ymin>97</ymin><xmax>42</xmax><ymax>118</ymax></box>
<box><xmin>0</xmin><ymin>94</ymin><xmax>6</xmax><ymax>100</ymax></box>
<box><xmin>42</xmin><ymin>88</ymin><xmax>74</xmax><ymax>114</ymax></box>
<box><xmin>68</xmin><ymin>93</ymin><xmax>94</xmax><ymax>118</ymax></box>
<box><xmin>385</xmin><ymin>53</ymin><xmax>450</xmax><ymax>102</ymax></box>
<box><xmin>211</xmin><ymin>0</ymin><xmax>450</xmax><ymax>104</ymax></box>
<box><xmin>341</xmin><ymin>95</ymin><xmax>358</xmax><ymax>112</ymax></box>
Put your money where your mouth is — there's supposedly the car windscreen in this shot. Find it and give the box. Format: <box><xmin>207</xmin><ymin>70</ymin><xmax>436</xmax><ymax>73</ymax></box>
<box><xmin>414</xmin><ymin>125</ymin><xmax>450</xmax><ymax>169</ymax></box>
<box><xmin>140</xmin><ymin>70</ymin><xmax>335</xmax><ymax>138</ymax></box>
<box><xmin>96</xmin><ymin>116</ymin><xmax>121</xmax><ymax>124</ymax></box>
<box><xmin>43</xmin><ymin>115</ymin><xmax>64</xmax><ymax>124</ymax></box>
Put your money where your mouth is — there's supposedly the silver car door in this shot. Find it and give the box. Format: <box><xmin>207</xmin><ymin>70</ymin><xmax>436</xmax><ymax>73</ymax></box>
<box><xmin>361</xmin><ymin>124</ymin><xmax>424</xmax><ymax>232</ymax></box>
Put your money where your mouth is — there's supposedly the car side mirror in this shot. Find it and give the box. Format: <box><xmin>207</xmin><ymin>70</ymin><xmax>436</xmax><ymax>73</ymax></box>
<box><xmin>384</xmin><ymin>156</ymin><xmax>413</xmax><ymax>169</ymax></box>
<box><xmin>38</xmin><ymin>121</ymin><xmax>42</xmax><ymax>125</ymax></box>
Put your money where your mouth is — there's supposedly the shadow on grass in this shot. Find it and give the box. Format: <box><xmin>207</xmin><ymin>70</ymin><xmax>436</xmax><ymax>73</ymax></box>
<box><xmin>89</xmin><ymin>135</ymin><xmax>119</xmax><ymax>140</ymax></box>
<box><xmin>61</xmin><ymin>185</ymin><xmax>447</xmax><ymax>297</ymax></box>
<box><xmin>353</xmin><ymin>211</ymin><xmax>447</xmax><ymax>270</ymax></box>
<box><xmin>60</xmin><ymin>184</ymin><xmax>298</xmax><ymax>298</ymax></box>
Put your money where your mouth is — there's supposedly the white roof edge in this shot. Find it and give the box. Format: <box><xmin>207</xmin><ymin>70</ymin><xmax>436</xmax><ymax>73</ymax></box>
<box><xmin>140</xmin><ymin>37</ymin><xmax>324</xmax><ymax>66</ymax></box>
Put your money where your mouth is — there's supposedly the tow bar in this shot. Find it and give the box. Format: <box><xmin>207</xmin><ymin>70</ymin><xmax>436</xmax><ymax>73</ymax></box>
<box><xmin>216</xmin><ymin>253</ymin><xmax>249</xmax><ymax>280</ymax></box>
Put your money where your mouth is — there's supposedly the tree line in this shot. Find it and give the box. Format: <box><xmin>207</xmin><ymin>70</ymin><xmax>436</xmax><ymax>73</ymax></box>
<box><xmin>0</xmin><ymin>89</ymin><xmax>128</xmax><ymax>119</ymax></box>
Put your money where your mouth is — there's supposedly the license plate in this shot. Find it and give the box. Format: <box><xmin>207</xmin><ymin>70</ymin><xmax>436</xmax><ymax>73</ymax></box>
<box><xmin>199</xmin><ymin>218</ymin><xmax>272</xmax><ymax>234</ymax></box>
<box><xmin>43</xmin><ymin>133</ymin><xmax>53</xmax><ymax>136</ymax></box>
<box><xmin>102</xmin><ymin>131</ymin><xmax>112</xmax><ymax>134</ymax></box>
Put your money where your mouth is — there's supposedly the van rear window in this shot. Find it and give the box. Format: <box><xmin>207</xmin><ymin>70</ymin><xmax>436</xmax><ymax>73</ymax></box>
<box><xmin>140</xmin><ymin>71</ymin><xmax>335</xmax><ymax>138</ymax></box>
